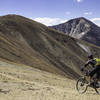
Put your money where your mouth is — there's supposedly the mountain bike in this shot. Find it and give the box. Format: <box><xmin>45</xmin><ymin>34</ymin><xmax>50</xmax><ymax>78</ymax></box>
<box><xmin>76</xmin><ymin>68</ymin><xmax>100</xmax><ymax>94</ymax></box>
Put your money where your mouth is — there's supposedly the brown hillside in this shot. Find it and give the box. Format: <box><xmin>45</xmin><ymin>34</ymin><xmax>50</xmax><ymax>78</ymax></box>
<box><xmin>0</xmin><ymin>14</ymin><xmax>100</xmax><ymax>79</ymax></box>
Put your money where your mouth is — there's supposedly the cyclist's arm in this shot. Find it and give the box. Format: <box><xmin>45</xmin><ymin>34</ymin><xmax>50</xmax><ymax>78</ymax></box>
<box><xmin>81</xmin><ymin>61</ymin><xmax>90</xmax><ymax>71</ymax></box>
<box><xmin>84</xmin><ymin>61</ymin><xmax>90</xmax><ymax>67</ymax></box>
<box><xmin>81</xmin><ymin>60</ymin><xmax>94</xmax><ymax>71</ymax></box>
<box><xmin>84</xmin><ymin>59</ymin><xmax>96</xmax><ymax>67</ymax></box>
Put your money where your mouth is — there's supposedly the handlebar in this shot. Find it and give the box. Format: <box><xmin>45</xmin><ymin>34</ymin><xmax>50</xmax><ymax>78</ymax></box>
<box><xmin>80</xmin><ymin>67</ymin><xmax>90</xmax><ymax>76</ymax></box>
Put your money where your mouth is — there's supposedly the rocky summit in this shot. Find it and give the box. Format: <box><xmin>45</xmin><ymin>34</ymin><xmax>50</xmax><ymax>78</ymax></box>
<box><xmin>51</xmin><ymin>17</ymin><xmax>100</xmax><ymax>46</ymax></box>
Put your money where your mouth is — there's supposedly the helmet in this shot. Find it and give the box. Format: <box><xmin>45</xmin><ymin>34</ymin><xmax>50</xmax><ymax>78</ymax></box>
<box><xmin>88</xmin><ymin>54</ymin><xmax>93</xmax><ymax>59</ymax></box>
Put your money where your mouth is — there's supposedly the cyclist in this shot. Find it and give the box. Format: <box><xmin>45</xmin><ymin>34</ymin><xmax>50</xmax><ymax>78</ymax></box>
<box><xmin>81</xmin><ymin>54</ymin><xmax>100</xmax><ymax>83</ymax></box>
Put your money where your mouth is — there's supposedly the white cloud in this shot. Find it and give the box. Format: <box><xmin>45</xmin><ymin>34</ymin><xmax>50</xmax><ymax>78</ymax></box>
<box><xmin>91</xmin><ymin>18</ymin><xmax>100</xmax><ymax>21</ymax></box>
<box><xmin>91</xmin><ymin>18</ymin><xmax>100</xmax><ymax>27</ymax></box>
<box><xmin>76</xmin><ymin>0</ymin><xmax>83</xmax><ymax>3</ymax></box>
<box><xmin>34</xmin><ymin>17</ymin><xmax>67</xmax><ymax>26</ymax></box>
<box><xmin>34</xmin><ymin>17</ymin><xmax>100</xmax><ymax>27</ymax></box>
<box><xmin>84</xmin><ymin>12</ymin><xmax>93</xmax><ymax>15</ymax></box>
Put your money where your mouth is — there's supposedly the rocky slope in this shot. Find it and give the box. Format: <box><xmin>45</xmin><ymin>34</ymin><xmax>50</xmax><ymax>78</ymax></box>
<box><xmin>51</xmin><ymin>17</ymin><xmax>100</xmax><ymax>46</ymax></box>
<box><xmin>0</xmin><ymin>15</ymin><xmax>100</xmax><ymax>79</ymax></box>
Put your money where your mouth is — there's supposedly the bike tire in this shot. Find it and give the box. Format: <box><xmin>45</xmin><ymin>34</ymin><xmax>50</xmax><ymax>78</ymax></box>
<box><xmin>94</xmin><ymin>82</ymin><xmax>100</xmax><ymax>95</ymax></box>
<box><xmin>76</xmin><ymin>77</ymin><xmax>88</xmax><ymax>94</ymax></box>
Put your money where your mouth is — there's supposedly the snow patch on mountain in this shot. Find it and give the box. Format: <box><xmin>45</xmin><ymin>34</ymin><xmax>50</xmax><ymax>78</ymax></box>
<box><xmin>77</xmin><ymin>42</ymin><xmax>91</xmax><ymax>53</ymax></box>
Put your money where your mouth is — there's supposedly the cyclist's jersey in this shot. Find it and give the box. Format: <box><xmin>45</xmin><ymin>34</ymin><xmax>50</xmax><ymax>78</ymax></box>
<box><xmin>85</xmin><ymin>58</ymin><xmax>100</xmax><ymax>67</ymax></box>
<box><xmin>94</xmin><ymin>58</ymin><xmax>100</xmax><ymax>66</ymax></box>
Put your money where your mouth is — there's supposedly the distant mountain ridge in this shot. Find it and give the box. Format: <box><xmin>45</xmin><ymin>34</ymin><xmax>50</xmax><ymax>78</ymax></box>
<box><xmin>51</xmin><ymin>17</ymin><xmax>100</xmax><ymax>46</ymax></box>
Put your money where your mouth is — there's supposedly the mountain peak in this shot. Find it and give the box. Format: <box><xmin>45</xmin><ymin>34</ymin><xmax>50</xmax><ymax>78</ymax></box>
<box><xmin>68</xmin><ymin>17</ymin><xmax>87</xmax><ymax>21</ymax></box>
<box><xmin>51</xmin><ymin>17</ymin><xmax>100</xmax><ymax>46</ymax></box>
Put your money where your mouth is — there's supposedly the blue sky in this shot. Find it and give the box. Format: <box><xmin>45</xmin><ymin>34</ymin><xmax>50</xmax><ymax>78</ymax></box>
<box><xmin>0</xmin><ymin>0</ymin><xmax>100</xmax><ymax>26</ymax></box>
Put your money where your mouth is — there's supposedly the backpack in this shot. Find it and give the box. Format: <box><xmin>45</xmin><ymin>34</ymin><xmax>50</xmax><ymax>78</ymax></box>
<box><xmin>94</xmin><ymin>58</ymin><xmax>100</xmax><ymax>66</ymax></box>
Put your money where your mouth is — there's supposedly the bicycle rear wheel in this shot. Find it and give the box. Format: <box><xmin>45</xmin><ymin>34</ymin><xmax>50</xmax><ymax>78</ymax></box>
<box><xmin>94</xmin><ymin>82</ymin><xmax>100</xmax><ymax>94</ymax></box>
<box><xmin>76</xmin><ymin>77</ymin><xmax>88</xmax><ymax>94</ymax></box>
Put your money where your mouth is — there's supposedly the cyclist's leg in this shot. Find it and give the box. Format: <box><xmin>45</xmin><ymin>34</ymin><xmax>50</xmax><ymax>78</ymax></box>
<box><xmin>89</xmin><ymin>67</ymin><xmax>97</xmax><ymax>82</ymax></box>
<box><xmin>96</xmin><ymin>66</ymin><xmax>100</xmax><ymax>81</ymax></box>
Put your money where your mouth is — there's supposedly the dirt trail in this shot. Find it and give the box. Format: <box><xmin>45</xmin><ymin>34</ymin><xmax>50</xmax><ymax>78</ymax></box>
<box><xmin>0</xmin><ymin>60</ymin><xmax>100</xmax><ymax>100</ymax></box>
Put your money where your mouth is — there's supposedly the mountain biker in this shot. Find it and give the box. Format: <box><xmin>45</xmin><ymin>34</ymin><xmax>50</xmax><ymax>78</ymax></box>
<box><xmin>81</xmin><ymin>54</ymin><xmax>100</xmax><ymax>83</ymax></box>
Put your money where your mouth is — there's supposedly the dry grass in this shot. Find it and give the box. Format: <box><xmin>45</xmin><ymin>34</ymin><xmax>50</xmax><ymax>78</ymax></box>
<box><xmin>0</xmin><ymin>60</ymin><xmax>99</xmax><ymax>100</ymax></box>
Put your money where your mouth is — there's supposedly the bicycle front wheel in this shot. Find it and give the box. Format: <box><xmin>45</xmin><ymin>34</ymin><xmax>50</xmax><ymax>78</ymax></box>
<box><xmin>76</xmin><ymin>77</ymin><xmax>88</xmax><ymax>94</ymax></box>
